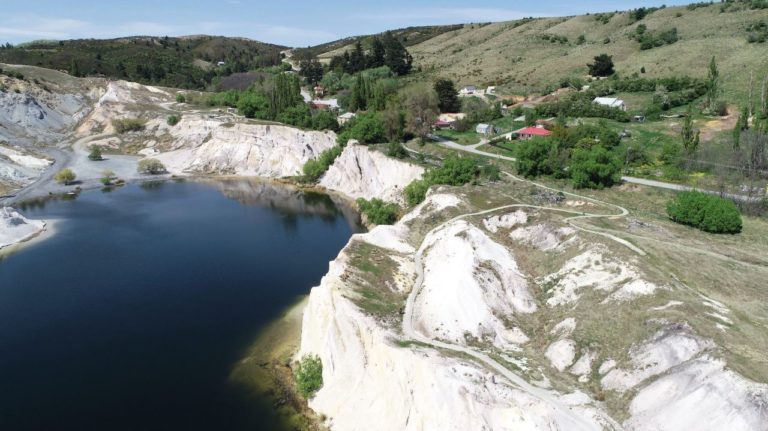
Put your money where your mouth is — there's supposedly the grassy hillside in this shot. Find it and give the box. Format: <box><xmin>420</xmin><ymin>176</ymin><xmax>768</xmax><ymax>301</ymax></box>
<box><xmin>0</xmin><ymin>36</ymin><xmax>287</xmax><ymax>90</ymax></box>
<box><xmin>308</xmin><ymin>3</ymin><xmax>768</xmax><ymax>101</ymax></box>
<box><xmin>293</xmin><ymin>24</ymin><xmax>466</xmax><ymax>61</ymax></box>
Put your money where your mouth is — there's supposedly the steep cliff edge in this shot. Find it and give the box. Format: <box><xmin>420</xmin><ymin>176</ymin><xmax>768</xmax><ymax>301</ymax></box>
<box><xmin>299</xmin><ymin>183</ymin><xmax>768</xmax><ymax>431</ymax></box>
<box><xmin>319</xmin><ymin>143</ymin><xmax>424</xmax><ymax>204</ymax></box>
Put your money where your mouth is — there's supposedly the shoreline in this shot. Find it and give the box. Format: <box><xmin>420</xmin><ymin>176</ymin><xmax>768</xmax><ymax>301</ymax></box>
<box><xmin>0</xmin><ymin>219</ymin><xmax>58</xmax><ymax>260</ymax></box>
<box><xmin>229</xmin><ymin>295</ymin><xmax>325</xmax><ymax>430</ymax></box>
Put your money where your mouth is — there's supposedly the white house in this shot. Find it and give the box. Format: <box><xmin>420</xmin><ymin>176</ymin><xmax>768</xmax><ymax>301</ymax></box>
<box><xmin>476</xmin><ymin>123</ymin><xmax>494</xmax><ymax>135</ymax></box>
<box><xmin>459</xmin><ymin>85</ymin><xmax>477</xmax><ymax>95</ymax></box>
<box><xmin>593</xmin><ymin>97</ymin><xmax>627</xmax><ymax>111</ymax></box>
<box><xmin>486</xmin><ymin>86</ymin><xmax>497</xmax><ymax>95</ymax></box>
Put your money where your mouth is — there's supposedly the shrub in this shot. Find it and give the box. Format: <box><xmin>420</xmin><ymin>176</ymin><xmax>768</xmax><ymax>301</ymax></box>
<box><xmin>667</xmin><ymin>191</ymin><xmax>742</xmax><ymax>234</ymax></box>
<box><xmin>570</xmin><ymin>146</ymin><xmax>622</xmax><ymax>189</ymax></box>
<box><xmin>167</xmin><ymin>115</ymin><xmax>180</xmax><ymax>126</ymax></box>
<box><xmin>356</xmin><ymin>198</ymin><xmax>400</xmax><ymax>225</ymax></box>
<box><xmin>175</xmin><ymin>93</ymin><xmax>186</xmax><ymax>103</ymax></box>
<box><xmin>336</xmin><ymin>113</ymin><xmax>386</xmax><ymax>145</ymax></box>
<box><xmin>100</xmin><ymin>169</ymin><xmax>115</xmax><ymax>186</ymax></box>
<box><xmin>405</xmin><ymin>157</ymin><xmax>480</xmax><ymax>206</ymax></box>
<box><xmin>88</xmin><ymin>146</ymin><xmax>103</xmax><ymax>161</ymax></box>
<box><xmin>137</xmin><ymin>158</ymin><xmax>166</xmax><ymax>175</ymax></box>
<box><xmin>55</xmin><ymin>168</ymin><xmax>76</xmax><ymax>185</ymax></box>
<box><xmin>405</xmin><ymin>179</ymin><xmax>430</xmax><ymax>206</ymax></box>
<box><xmin>294</xmin><ymin>355</ymin><xmax>323</xmax><ymax>398</ymax></box>
<box><xmin>302</xmin><ymin>145</ymin><xmax>344</xmax><ymax>183</ymax></box>
<box><xmin>112</xmin><ymin>118</ymin><xmax>146</xmax><ymax>134</ymax></box>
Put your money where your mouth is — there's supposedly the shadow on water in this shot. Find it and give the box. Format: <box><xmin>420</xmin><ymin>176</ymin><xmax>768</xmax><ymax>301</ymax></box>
<box><xmin>0</xmin><ymin>179</ymin><xmax>362</xmax><ymax>431</ymax></box>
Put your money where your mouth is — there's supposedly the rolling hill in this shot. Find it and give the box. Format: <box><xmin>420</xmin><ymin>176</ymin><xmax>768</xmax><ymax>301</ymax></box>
<box><xmin>0</xmin><ymin>36</ymin><xmax>287</xmax><ymax>89</ymax></box>
<box><xmin>308</xmin><ymin>2</ymin><xmax>768</xmax><ymax>100</ymax></box>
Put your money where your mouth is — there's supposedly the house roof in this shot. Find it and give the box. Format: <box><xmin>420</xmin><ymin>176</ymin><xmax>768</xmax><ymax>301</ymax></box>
<box><xmin>338</xmin><ymin>112</ymin><xmax>356</xmax><ymax>119</ymax></box>
<box><xmin>513</xmin><ymin>127</ymin><xmax>552</xmax><ymax>136</ymax></box>
<box><xmin>593</xmin><ymin>97</ymin><xmax>625</xmax><ymax>108</ymax></box>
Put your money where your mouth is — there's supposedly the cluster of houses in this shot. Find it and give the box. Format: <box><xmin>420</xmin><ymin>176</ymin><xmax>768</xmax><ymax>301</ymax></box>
<box><xmin>433</xmin><ymin>84</ymin><xmax>629</xmax><ymax>142</ymax></box>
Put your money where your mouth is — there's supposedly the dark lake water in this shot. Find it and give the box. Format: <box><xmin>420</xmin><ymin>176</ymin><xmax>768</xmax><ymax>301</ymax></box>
<box><xmin>0</xmin><ymin>180</ymin><xmax>361</xmax><ymax>431</ymax></box>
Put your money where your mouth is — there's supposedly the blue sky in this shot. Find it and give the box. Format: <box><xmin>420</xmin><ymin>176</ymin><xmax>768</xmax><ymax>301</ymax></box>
<box><xmin>1</xmin><ymin>1</ymin><xmax>692</xmax><ymax>47</ymax></box>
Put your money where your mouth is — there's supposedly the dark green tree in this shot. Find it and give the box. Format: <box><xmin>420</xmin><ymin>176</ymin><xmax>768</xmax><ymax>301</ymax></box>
<box><xmin>587</xmin><ymin>54</ymin><xmax>615</xmax><ymax>77</ymax></box>
<box><xmin>382</xmin><ymin>32</ymin><xmax>413</xmax><ymax>76</ymax></box>
<box><xmin>434</xmin><ymin>78</ymin><xmax>461</xmax><ymax>113</ymax></box>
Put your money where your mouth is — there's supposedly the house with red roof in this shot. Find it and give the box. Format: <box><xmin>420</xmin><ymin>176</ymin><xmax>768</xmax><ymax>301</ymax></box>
<box><xmin>512</xmin><ymin>126</ymin><xmax>552</xmax><ymax>140</ymax></box>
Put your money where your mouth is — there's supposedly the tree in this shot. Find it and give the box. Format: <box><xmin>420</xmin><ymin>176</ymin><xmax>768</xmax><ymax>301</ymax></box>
<box><xmin>167</xmin><ymin>115</ymin><xmax>180</xmax><ymax>126</ymax></box>
<box><xmin>100</xmin><ymin>169</ymin><xmax>115</xmax><ymax>186</ymax></box>
<box><xmin>68</xmin><ymin>59</ymin><xmax>80</xmax><ymax>77</ymax></box>
<box><xmin>516</xmin><ymin>138</ymin><xmax>556</xmax><ymax>178</ymax></box>
<box><xmin>403</xmin><ymin>85</ymin><xmax>439</xmax><ymax>142</ymax></box>
<box><xmin>299</xmin><ymin>58</ymin><xmax>324</xmax><ymax>85</ymax></box>
<box><xmin>681</xmin><ymin>104</ymin><xmax>700</xmax><ymax>156</ymax></box>
<box><xmin>587</xmin><ymin>54</ymin><xmax>615</xmax><ymax>77</ymax></box>
<box><xmin>570</xmin><ymin>146</ymin><xmax>622</xmax><ymax>189</ymax></box>
<box><xmin>434</xmin><ymin>78</ymin><xmax>461</xmax><ymax>113</ymax></box>
<box><xmin>733</xmin><ymin>106</ymin><xmax>749</xmax><ymax>149</ymax></box>
<box><xmin>382</xmin><ymin>32</ymin><xmax>413</xmax><ymax>76</ymax></box>
<box><xmin>88</xmin><ymin>146</ymin><xmax>103</xmax><ymax>161</ymax></box>
<box><xmin>294</xmin><ymin>355</ymin><xmax>323</xmax><ymax>398</ymax></box>
<box><xmin>55</xmin><ymin>168</ymin><xmax>76</xmax><ymax>185</ymax></box>
<box><xmin>349</xmin><ymin>74</ymin><xmax>372</xmax><ymax>112</ymax></box>
<box><xmin>705</xmin><ymin>56</ymin><xmax>720</xmax><ymax>113</ymax></box>
<box><xmin>137</xmin><ymin>158</ymin><xmax>166</xmax><ymax>175</ymax></box>
<box><xmin>368</xmin><ymin>37</ymin><xmax>386</xmax><ymax>69</ymax></box>
<box><xmin>381</xmin><ymin>101</ymin><xmax>405</xmax><ymax>143</ymax></box>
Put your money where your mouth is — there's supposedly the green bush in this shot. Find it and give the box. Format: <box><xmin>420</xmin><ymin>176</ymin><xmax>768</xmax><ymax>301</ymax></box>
<box><xmin>570</xmin><ymin>146</ymin><xmax>622</xmax><ymax>189</ymax></box>
<box><xmin>112</xmin><ymin>118</ymin><xmax>146</xmax><ymax>134</ymax></box>
<box><xmin>405</xmin><ymin>179</ymin><xmax>430</xmax><ymax>206</ymax></box>
<box><xmin>88</xmin><ymin>146</ymin><xmax>103</xmax><ymax>161</ymax></box>
<box><xmin>667</xmin><ymin>191</ymin><xmax>742</xmax><ymax>234</ymax></box>
<box><xmin>294</xmin><ymin>355</ymin><xmax>323</xmax><ymax>399</ymax></box>
<box><xmin>357</xmin><ymin>198</ymin><xmax>401</xmax><ymax>225</ymax></box>
<box><xmin>55</xmin><ymin>168</ymin><xmax>76</xmax><ymax>185</ymax></box>
<box><xmin>336</xmin><ymin>113</ymin><xmax>386</xmax><ymax>145</ymax></box>
<box><xmin>137</xmin><ymin>158</ymin><xmax>167</xmax><ymax>175</ymax></box>
<box><xmin>404</xmin><ymin>157</ymin><xmax>480</xmax><ymax>206</ymax></box>
<box><xmin>515</xmin><ymin>138</ymin><xmax>556</xmax><ymax>178</ymax></box>
<box><xmin>175</xmin><ymin>93</ymin><xmax>186</xmax><ymax>103</ymax></box>
<box><xmin>302</xmin><ymin>145</ymin><xmax>344</xmax><ymax>183</ymax></box>
<box><xmin>167</xmin><ymin>115</ymin><xmax>180</xmax><ymax>126</ymax></box>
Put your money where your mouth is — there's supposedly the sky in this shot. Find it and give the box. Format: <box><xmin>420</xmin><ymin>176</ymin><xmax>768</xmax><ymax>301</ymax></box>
<box><xmin>1</xmin><ymin>0</ymin><xmax>693</xmax><ymax>47</ymax></box>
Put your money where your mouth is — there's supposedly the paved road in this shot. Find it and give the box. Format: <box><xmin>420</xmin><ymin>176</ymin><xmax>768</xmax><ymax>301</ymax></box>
<box><xmin>428</xmin><ymin>135</ymin><xmax>762</xmax><ymax>203</ymax></box>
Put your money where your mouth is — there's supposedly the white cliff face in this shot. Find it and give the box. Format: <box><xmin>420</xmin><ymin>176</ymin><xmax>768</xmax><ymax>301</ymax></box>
<box><xmin>626</xmin><ymin>357</ymin><xmax>768</xmax><ymax>431</ymax></box>
<box><xmin>299</xmin><ymin>194</ymin><xmax>768</xmax><ymax>430</ymax></box>
<box><xmin>414</xmin><ymin>219</ymin><xmax>536</xmax><ymax>349</ymax></box>
<box><xmin>300</xmin><ymin>224</ymin><xmax>616</xmax><ymax>431</ymax></box>
<box><xmin>0</xmin><ymin>207</ymin><xmax>46</xmax><ymax>249</ymax></box>
<box><xmin>154</xmin><ymin>118</ymin><xmax>337</xmax><ymax>178</ymax></box>
<box><xmin>320</xmin><ymin>143</ymin><xmax>424</xmax><ymax>204</ymax></box>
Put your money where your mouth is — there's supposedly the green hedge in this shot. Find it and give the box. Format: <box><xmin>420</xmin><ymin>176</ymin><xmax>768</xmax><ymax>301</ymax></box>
<box><xmin>357</xmin><ymin>198</ymin><xmax>401</xmax><ymax>225</ymax></box>
<box><xmin>294</xmin><ymin>355</ymin><xmax>323</xmax><ymax>398</ymax></box>
<box><xmin>667</xmin><ymin>191</ymin><xmax>742</xmax><ymax>234</ymax></box>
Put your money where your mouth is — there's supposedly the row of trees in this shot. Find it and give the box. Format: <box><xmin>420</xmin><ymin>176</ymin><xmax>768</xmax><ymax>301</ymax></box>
<box><xmin>328</xmin><ymin>33</ymin><xmax>413</xmax><ymax>76</ymax></box>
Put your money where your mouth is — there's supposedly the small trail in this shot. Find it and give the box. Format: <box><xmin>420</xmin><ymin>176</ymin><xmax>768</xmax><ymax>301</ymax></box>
<box><xmin>399</xmin><ymin>154</ymin><xmax>638</xmax><ymax>429</ymax></box>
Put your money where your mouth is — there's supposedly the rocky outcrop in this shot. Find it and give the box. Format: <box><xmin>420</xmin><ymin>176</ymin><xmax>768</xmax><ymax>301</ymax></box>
<box><xmin>0</xmin><ymin>207</ymin><xmax>45</xmax><ymax>250</ymax></box>
<box><xmin>319</xmin><ymin>143</ymin><xmax>424</xmax><ymax>204</ymax></box>
<box><xmin>153</xmin><ymin>118</ymin><xmax>337</xmax><ymax>178</ymax></box>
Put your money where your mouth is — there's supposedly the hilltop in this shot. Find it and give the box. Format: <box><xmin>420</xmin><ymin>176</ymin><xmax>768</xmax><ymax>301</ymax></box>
<box><xmin>0</xmin><ymin>36</ymin><xmax>287</xmax><ymax>90</ymax></box>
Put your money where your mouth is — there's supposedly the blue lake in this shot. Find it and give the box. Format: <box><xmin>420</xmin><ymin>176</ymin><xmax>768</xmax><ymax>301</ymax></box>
<box><xmin>0</xmin><ymin>180</ymin><xmax>360</xmax><ymax>430</ymax></box>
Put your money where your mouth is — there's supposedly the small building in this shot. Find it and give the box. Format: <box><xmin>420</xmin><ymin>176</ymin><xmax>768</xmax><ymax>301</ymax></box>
<box><xmin>512</xmin><ymin>126</ymin><xmax>552</xmax><ymax>140</ymax></box>
<box><xmin>486</xmin><ymin>86</ymin><xmax>497</xmax><ymax>95</ymax></box>
<box><xmin>310</xmin><ymin>99</ymin><xmax>339</xmax><ymax>110</ymax></box>
<box><xmin>593</xmin><ymin>97</ymin><xmax>627</xmax><ymax>111</ymax></box>
<box><xmin>535</xmin><ymin>117</ymin><xmax>557</xmax><ymax>128</ymax></box>
<box><xmin>313</xmin><ymin>85</ymin><xmax>325</xmax><ymax>98</ymax></box>
<box><xmin>476</xmin><ymin>123</ymin><xmax>495</xmax><ymax>135</ymax></box>
<box><xmin>217</xmin><ymin>61</ymin><xmax>226</xmax><ymax>67</ymax></box>
<box><xmin>434</xmin><ymin>120</ymin><xmax>454</xmax><ymax>130</ymax></box>
<box><xmin>632</xmin><ymin>115</ymin><xmax>646</xmax><ymax>123</ymax></box>
<box><xmin>459</xmin><ymin>85</ymin><xmax>477</xmax><ymax>95</ymax></box>
<box><xmin>513</xmin><ymin>115</ymin><xmax>527</xmax><ymax>122</ymax></box>
<box><xmin>337</xmin><ymin>112</ymin><xmax>357</xmax><ymax>125</ymax></box>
